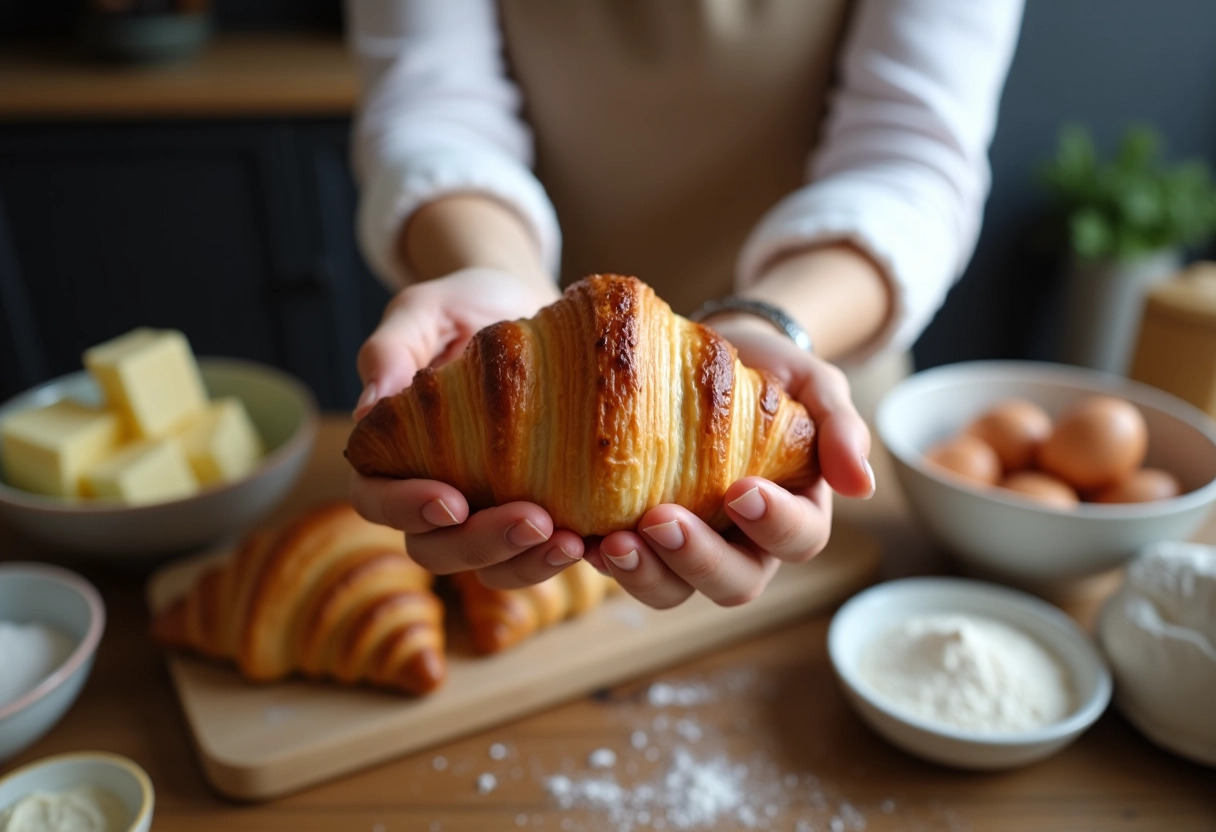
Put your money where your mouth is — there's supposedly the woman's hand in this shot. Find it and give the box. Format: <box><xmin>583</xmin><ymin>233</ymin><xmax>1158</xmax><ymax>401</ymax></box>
<box><xmin>351</xmin><ymin>267</ymin><xmax>587</xmax><ymax>582</ymax></box>
<box><xmin>589</xmin><ymin>314</ymin><xmax>875</xmax><ymax>609</ymax></box>
<box><xmin>353</xmin><ymin>266</ymin><xmax>560</xmax><ymax>419</ymax></box>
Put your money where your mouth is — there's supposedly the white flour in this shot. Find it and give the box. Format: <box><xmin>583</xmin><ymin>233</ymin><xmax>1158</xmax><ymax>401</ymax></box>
<box><xmin>546</xmin><ymin>747</ymin><xmax>744</xmax><ymax>829</ymax></box>
<box><xmin>859</xmin><ymin>613</ymin><xmax>1072</xmax><ymax>733</ymax></box>
<box><xmin>0</xmin><ymin>620</ymin><xmax>74</xmax><ymax>708</ymax></box>
<box><xmin>447</xmin><ymin>668</ymin><xmax>966</xmax><ymax>831</ymax></box>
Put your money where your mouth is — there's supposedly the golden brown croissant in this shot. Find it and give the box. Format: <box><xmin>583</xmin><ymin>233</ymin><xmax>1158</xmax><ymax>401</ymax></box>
<box><xmin>453</xmin><ymin>560</ymin><xmax>618</xmax><ymax>654</ymax></box>
<box><xmin>153</xmin><ymin>501</ymin><xmax>446</xmax><ymax>695</ymax></box>
<box><xmin>346</xmin><ymin>274</ymin><xmax>817</xmax><ymax>535</ymax></box>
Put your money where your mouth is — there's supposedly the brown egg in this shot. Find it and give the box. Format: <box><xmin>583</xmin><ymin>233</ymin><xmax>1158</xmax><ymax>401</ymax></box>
<box><xmin>966</xmin><ymin>399</ymin><xmax>1053</xmax><ymax>472</ymax></box>
<box><xmin>925</xmin><ymin>434</ymin><xmax>1002</xmax><ymax>486</ymax></box>
<box><xmin>1037</xmin><ymin>396</ymin><xmax>1148</xmax><ymax>491</ymax></box>
<box><xmin>999</xmin><ymin>471</ymin><xmax>1080</xmax><ymax>510</ymax></box>
<box><xmin>1090</xmin><ymin>468</ymin><xmax>1183</xmax><ymax>504</ymax></box>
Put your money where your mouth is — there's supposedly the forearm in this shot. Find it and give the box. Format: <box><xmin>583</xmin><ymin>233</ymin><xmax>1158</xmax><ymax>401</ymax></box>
<box><xmin>397</xmin><ymin>194</ymin><xmax>552</xmax><ymax>286</ymax></box>
<box><xmin>741</xmin><ymin>243</ymin><xmax>892</xmax><ymax>361</ymax></box>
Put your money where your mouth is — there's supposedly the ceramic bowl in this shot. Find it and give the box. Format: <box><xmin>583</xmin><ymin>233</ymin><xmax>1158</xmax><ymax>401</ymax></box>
<box><xmin>0</xmin><ymin>752</ymin><xmax>153</xmax><ymax>832</ymax></box>
<box><xmin>876</xmin><ymin>361</ymin><xmax>1216</xmax><ymax>587</ymax></box>
<box><xmin>1096</xmin><ymin>541</ymin><xmax>1216</xmax><ymax>767</ymax></box>
<box><xmin>828</xmin><ymin>577</ymin><xmax>1112</xmax><ymax>769</ymax></box>
<box><xmin>0</xmin><ymin>358</ymin><xmax>317</xmax><ymax>556</ymax></box>
<box><xmin>0</xmin><ymin>563</ymin><xmax>105</xmax><ymax>763</ymax></box>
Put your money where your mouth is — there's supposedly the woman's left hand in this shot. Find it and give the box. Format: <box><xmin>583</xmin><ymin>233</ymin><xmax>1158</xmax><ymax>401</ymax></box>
<box><xmin>588</xmin><ymin>313</ymin><xmax>876</xmax><ymax>609</ymax></box>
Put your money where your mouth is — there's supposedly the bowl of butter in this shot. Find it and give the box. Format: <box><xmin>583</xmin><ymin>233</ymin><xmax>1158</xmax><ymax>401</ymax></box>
<box><xmin>0</xmin><ymin>752</ymin><xmax>153</xmax><ymax>832</ymax></box>
<box><xmin>0</xmin><ymin>328</ymin><xmax>317</xmax><ymax>556</ymax></box>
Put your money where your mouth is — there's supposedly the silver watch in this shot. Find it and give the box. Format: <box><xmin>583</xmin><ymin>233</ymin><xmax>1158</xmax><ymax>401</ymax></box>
<box><xmin>690</xmin><ymin>296</ymin><xmax>813</xmax><ymax>353</ymax></box>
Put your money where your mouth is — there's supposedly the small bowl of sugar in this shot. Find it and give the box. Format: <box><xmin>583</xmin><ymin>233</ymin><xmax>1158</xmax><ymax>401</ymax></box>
<box><xmin>0</xmin><ymin>563</ymin><xmax>106</xmax><ymax>763</ymax></box>
<box><xmin>828</xmin><ymin>577</ymin><xmax>1111</xmax><ymax>769</ymax></box>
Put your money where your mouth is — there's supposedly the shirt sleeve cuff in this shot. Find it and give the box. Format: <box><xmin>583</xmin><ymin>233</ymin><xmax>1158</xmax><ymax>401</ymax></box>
<box><xmin>356</xmin><ymin>143</ymin><xmax>562</xmax><ymax>290</ymax></box>
<box><xmin>736</xmin><ymin>177</ymin><xmax>959</xmax><ymax>364</ymax></box>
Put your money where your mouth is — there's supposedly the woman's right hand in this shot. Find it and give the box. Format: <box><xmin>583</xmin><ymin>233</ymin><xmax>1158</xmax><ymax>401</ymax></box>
<box><xmin>351</xmin><ymin>267</ymin><xmax>587</xmax><ymax>587</ymax></box>
<box><xmin>353</xmin><ymin>266</ymin><xmax>560</xmax><ymax>419</ymax></box>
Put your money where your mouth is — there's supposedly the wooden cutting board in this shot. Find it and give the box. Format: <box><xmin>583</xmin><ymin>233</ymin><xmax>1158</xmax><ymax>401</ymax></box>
<box><xmin>147</xmin><ymin>520</ymin><xmax>879</xmax><ymax>802</ymax></box>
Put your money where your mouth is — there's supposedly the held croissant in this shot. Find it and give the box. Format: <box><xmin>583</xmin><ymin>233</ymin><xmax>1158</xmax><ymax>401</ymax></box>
<box><xmin>454</xmin><ymin>560</ymin><xmax>618</xmax><ymax>654</ymax></box>
<box><xmin>346</xmin><ymin>274</ymin><xmax>817</xmax><ymax>535</ymax></box>
<box><xmin>153</xmin><ymin>501</ymin><xmax>446</xmax><ymax>695</ymax></box>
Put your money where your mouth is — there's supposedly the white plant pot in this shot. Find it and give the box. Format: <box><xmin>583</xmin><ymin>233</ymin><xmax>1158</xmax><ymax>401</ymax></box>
<box><xmin>1061</xmin><ymin>248</ymin><xmax>1183</xmax><ymax>375</ymax></box>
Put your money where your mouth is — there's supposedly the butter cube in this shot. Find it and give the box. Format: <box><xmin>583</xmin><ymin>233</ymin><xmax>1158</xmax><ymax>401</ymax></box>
<box><xmin>83</xmin><ymin>439</ymin><xmax>199</xmax><ymax>505</ymax></box>
<box><xmin>84</xmin><ymin>328</ymin><xmax>208</xmax><ymax>439</ymax></box>
<box><xmin>175</xmin><ymin>397</ymin><xmax>263</xmax><ymax>485</ymax></box>
<box><xmin>1</xmin><ymin>401</ymin><xmax>121</xmax><ymax>497</ymax></box>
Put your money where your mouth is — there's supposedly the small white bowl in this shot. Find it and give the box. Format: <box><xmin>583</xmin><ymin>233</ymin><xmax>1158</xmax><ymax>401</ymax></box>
<box><xmin>828</xmin><ymin>577</ymin><xmax>1112</xmax><ymax>769</ymax></box>
<box><xmin>876</xmin><ymin>361</ymin><xmax>1216</xmax><ymax>586</ymax></box>
<box><xmin>0</xmin><ymin>563</ymin><xmax>105</xmax><ymax>763</ymax></box>
<box><xmin>0</xmin><ymin>357</ymin><xmax>317</xmax><ymax>556</ymax></box>
<box><xmin>0</xmin><ymin>752</ymin><xmax>154</xmax><ymax>832</ymax></box>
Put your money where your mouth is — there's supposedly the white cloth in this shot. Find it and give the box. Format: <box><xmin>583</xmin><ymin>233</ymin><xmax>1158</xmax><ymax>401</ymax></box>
<box><xmin>347</xmin><ymin>0</ymin><xmax>1023</xmax><ymax>356</ymax></box>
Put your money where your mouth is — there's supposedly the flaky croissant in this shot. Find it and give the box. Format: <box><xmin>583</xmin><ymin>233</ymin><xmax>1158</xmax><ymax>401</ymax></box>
<box><xmin>153</xmin><ymin>501</ymin><xmax>446</xmax><ymax>695</ymax></box>
<box><xmin>346</xmin><ymin>274</ymin><xmax>817</xmax><ymax>535</ymax></box>
<box><xmin>453</xmin><ymin>560</ymin><xmax>618</xmax><ymax>654</ymax></box>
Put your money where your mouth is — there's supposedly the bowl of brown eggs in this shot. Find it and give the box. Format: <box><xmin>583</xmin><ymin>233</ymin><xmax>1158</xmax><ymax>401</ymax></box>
<box><xmin>875</xmin><ymin>361</ymin><xmax>1216</xmax><ymax>587</ymax></box>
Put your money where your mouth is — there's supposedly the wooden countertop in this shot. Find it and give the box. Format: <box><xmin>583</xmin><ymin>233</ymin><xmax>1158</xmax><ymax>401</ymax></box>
<box><xmin>0</xmin><ymin>33</ymin><xmax>356</xmax><ymax>120</ymax></box>
<box><xmin>1</xmin><ymin>417</ymin><xmax>1214</xmax><ymax>831</ymax></box>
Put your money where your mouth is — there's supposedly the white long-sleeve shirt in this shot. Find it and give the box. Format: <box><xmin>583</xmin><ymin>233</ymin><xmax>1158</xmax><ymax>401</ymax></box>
<box><xmin>347</xmin><ymin>0</ymin><xmax>1023</xmax><ymax>357</ymax></box>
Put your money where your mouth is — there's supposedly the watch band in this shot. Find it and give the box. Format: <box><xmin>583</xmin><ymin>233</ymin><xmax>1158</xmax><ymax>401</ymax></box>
<box><xmin>690</xmin><ymin>296</ymin><xmax>814</xmax><ymax>353</ymax></box>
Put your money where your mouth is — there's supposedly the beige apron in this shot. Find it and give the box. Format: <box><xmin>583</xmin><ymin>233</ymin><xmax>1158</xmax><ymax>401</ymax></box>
<box><xmin>499</xmin><ymin>0</ymin><xmax>852</xmax><ymax>315</ymax></box>
<box><xmin>498</xmin><ymin>0</ymin><xmax>909</xmax><ymax>418</ymax></box>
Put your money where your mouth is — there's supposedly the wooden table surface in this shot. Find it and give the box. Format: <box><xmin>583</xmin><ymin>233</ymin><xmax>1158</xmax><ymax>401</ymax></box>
<box><xmin>2</xmin><ymin>416</ymin><xmax>1214</xmax><ymax>832</ymax></box>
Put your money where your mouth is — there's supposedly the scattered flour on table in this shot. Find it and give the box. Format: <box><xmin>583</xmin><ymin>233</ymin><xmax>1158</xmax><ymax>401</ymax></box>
<box><xmin>465</xmin><ymin>670</ymin><xmax>960</xmax><ymax>831</ymax></box>
<box><xmin>476</xmin><ymin>772</ymin><xmax>497</xmax><ymax>795</ymax></box>
<box><xmin>547</xmin><ymin>747</ymin><xmax>742</xmax><ymax>829</ymax></box>
<box><xmin>859</xmin><ymin>613</ymin><xmax>1073</xmax><ymax>733</ymax></box>
<box><xmin>646</xmin><ymin>682</ymin><xmax>716</xmax><ymax>707</ymax></box>
<box><xmin>431</xmin><ymin>756</ymin><xmax>448</xmax><ymax>772</ymax></box>
<box><xmin>674</xmin><ymin>718</ymin><xmax>703</xmax><ymax>742</ymax></box>
<box><xmin>489</xmin><ymin>743</ymin><xmax>509</xmax><ymax>760</ymax></box>
<box><xmin>588</xmin><ymin>748</ymin><xmax>618</xmax><ymax>769</ymax></box>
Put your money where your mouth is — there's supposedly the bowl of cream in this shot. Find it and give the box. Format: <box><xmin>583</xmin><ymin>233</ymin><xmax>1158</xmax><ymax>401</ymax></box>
<box><xmin>0</xmin><ymin>564</ymin><xmax>105</xmax><ymax>763</ymax></box>
<box><xmin>0</xmin><ymin>752</ymin><xmax>152</xmax><ymax>832</ymax></box>
<box><xmin>828</xmin><ymin>577</ymin><xmax>1112</xmax><ymax>769</ymax></box>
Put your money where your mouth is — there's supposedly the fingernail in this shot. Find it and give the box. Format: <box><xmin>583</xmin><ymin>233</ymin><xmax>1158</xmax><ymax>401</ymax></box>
<box><xmin>545</xmin><ymin>545</ymin><xmax>582</xmax><ymax>567</ymax></box>
<box><xmin>605</xmin><ymin>548</ymin><xmax>640</xmax><ymax>572</ymax></box>
<box><xmin>421</xmin><ymin>498</ymin><xmax>459</xmax><ymax>527</ymax></box>
<box><xmin>861</xmin><ymin>458</ymin><xmax>877</xmax><ymax>499</ymax></box>
<box><xmin>641</xmin><ymin>520</ymin><xmax>685</xmax><ymax>550</ymax></box>
<box><xmin>354</xmin><ymin>382</ymin><xmax>377</xmax><ymax>416</ymax></box>
<box><xmin>727</xmin><ymin>487</ymin><xmax>767</xmax><ymax>521</ymax></box>
<box><xmin>506</xmin><ymin>519</ymin><xmax>550</xmax><ymax>548</ymax></box>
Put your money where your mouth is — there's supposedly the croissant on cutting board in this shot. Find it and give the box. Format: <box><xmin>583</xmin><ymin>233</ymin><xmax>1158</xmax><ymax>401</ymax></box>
<box><xmin>346</xmin><ymin>274</ymin><xmax>817</xmax><ymax>535</ymax></box>
<box><xmin>153</xmin><ymin>501</ymin><xmax>447</xmax><ymax>695</ymax></box>
<box><xmin>454</xmin><ymin>560</ymin><xmax>619</xmax><ymax>654</ymax></box>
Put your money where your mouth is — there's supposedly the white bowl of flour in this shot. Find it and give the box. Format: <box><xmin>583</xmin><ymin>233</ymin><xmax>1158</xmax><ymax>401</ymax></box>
<box><xmin>828</xmin><ymin>577</ymin><xmax>1111</xmax><ymax>769</ymax></box>
<box><xmin>0</xmin><ymin>563</ymin><xmax>105</xmax><ymax>763</ymax></box>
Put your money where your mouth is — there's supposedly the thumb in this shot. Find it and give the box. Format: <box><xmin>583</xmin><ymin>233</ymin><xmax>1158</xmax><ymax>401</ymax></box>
<box><xmin>354</xmin><ymin>293</ymin><xmax>446</xmax><ymax>420</ymax></box>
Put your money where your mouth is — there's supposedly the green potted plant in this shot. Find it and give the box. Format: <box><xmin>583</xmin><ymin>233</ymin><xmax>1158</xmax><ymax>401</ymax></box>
<box><xmin>1041</xmin><ymin>124</ymin><xmax>1216</xmax><ymax>374</ymax></box>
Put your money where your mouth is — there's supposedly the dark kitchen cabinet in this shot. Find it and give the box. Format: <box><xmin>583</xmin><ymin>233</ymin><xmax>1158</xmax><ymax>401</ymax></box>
<box><xmin>0</xmin><ymin>118</ymin><xmax>389</xmax><ymax>410</ymax></box>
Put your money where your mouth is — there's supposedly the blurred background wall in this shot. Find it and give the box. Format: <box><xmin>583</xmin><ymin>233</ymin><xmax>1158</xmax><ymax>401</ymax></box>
<box><xmin>2</xmin><ymin>0</ymin><xmax>1215</xmax><ymax>409</ymax></box>
<box><xmin>916</xmin><ymin>0</ymin><xmax>1216</xmax><ymax>369</ymax></box>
